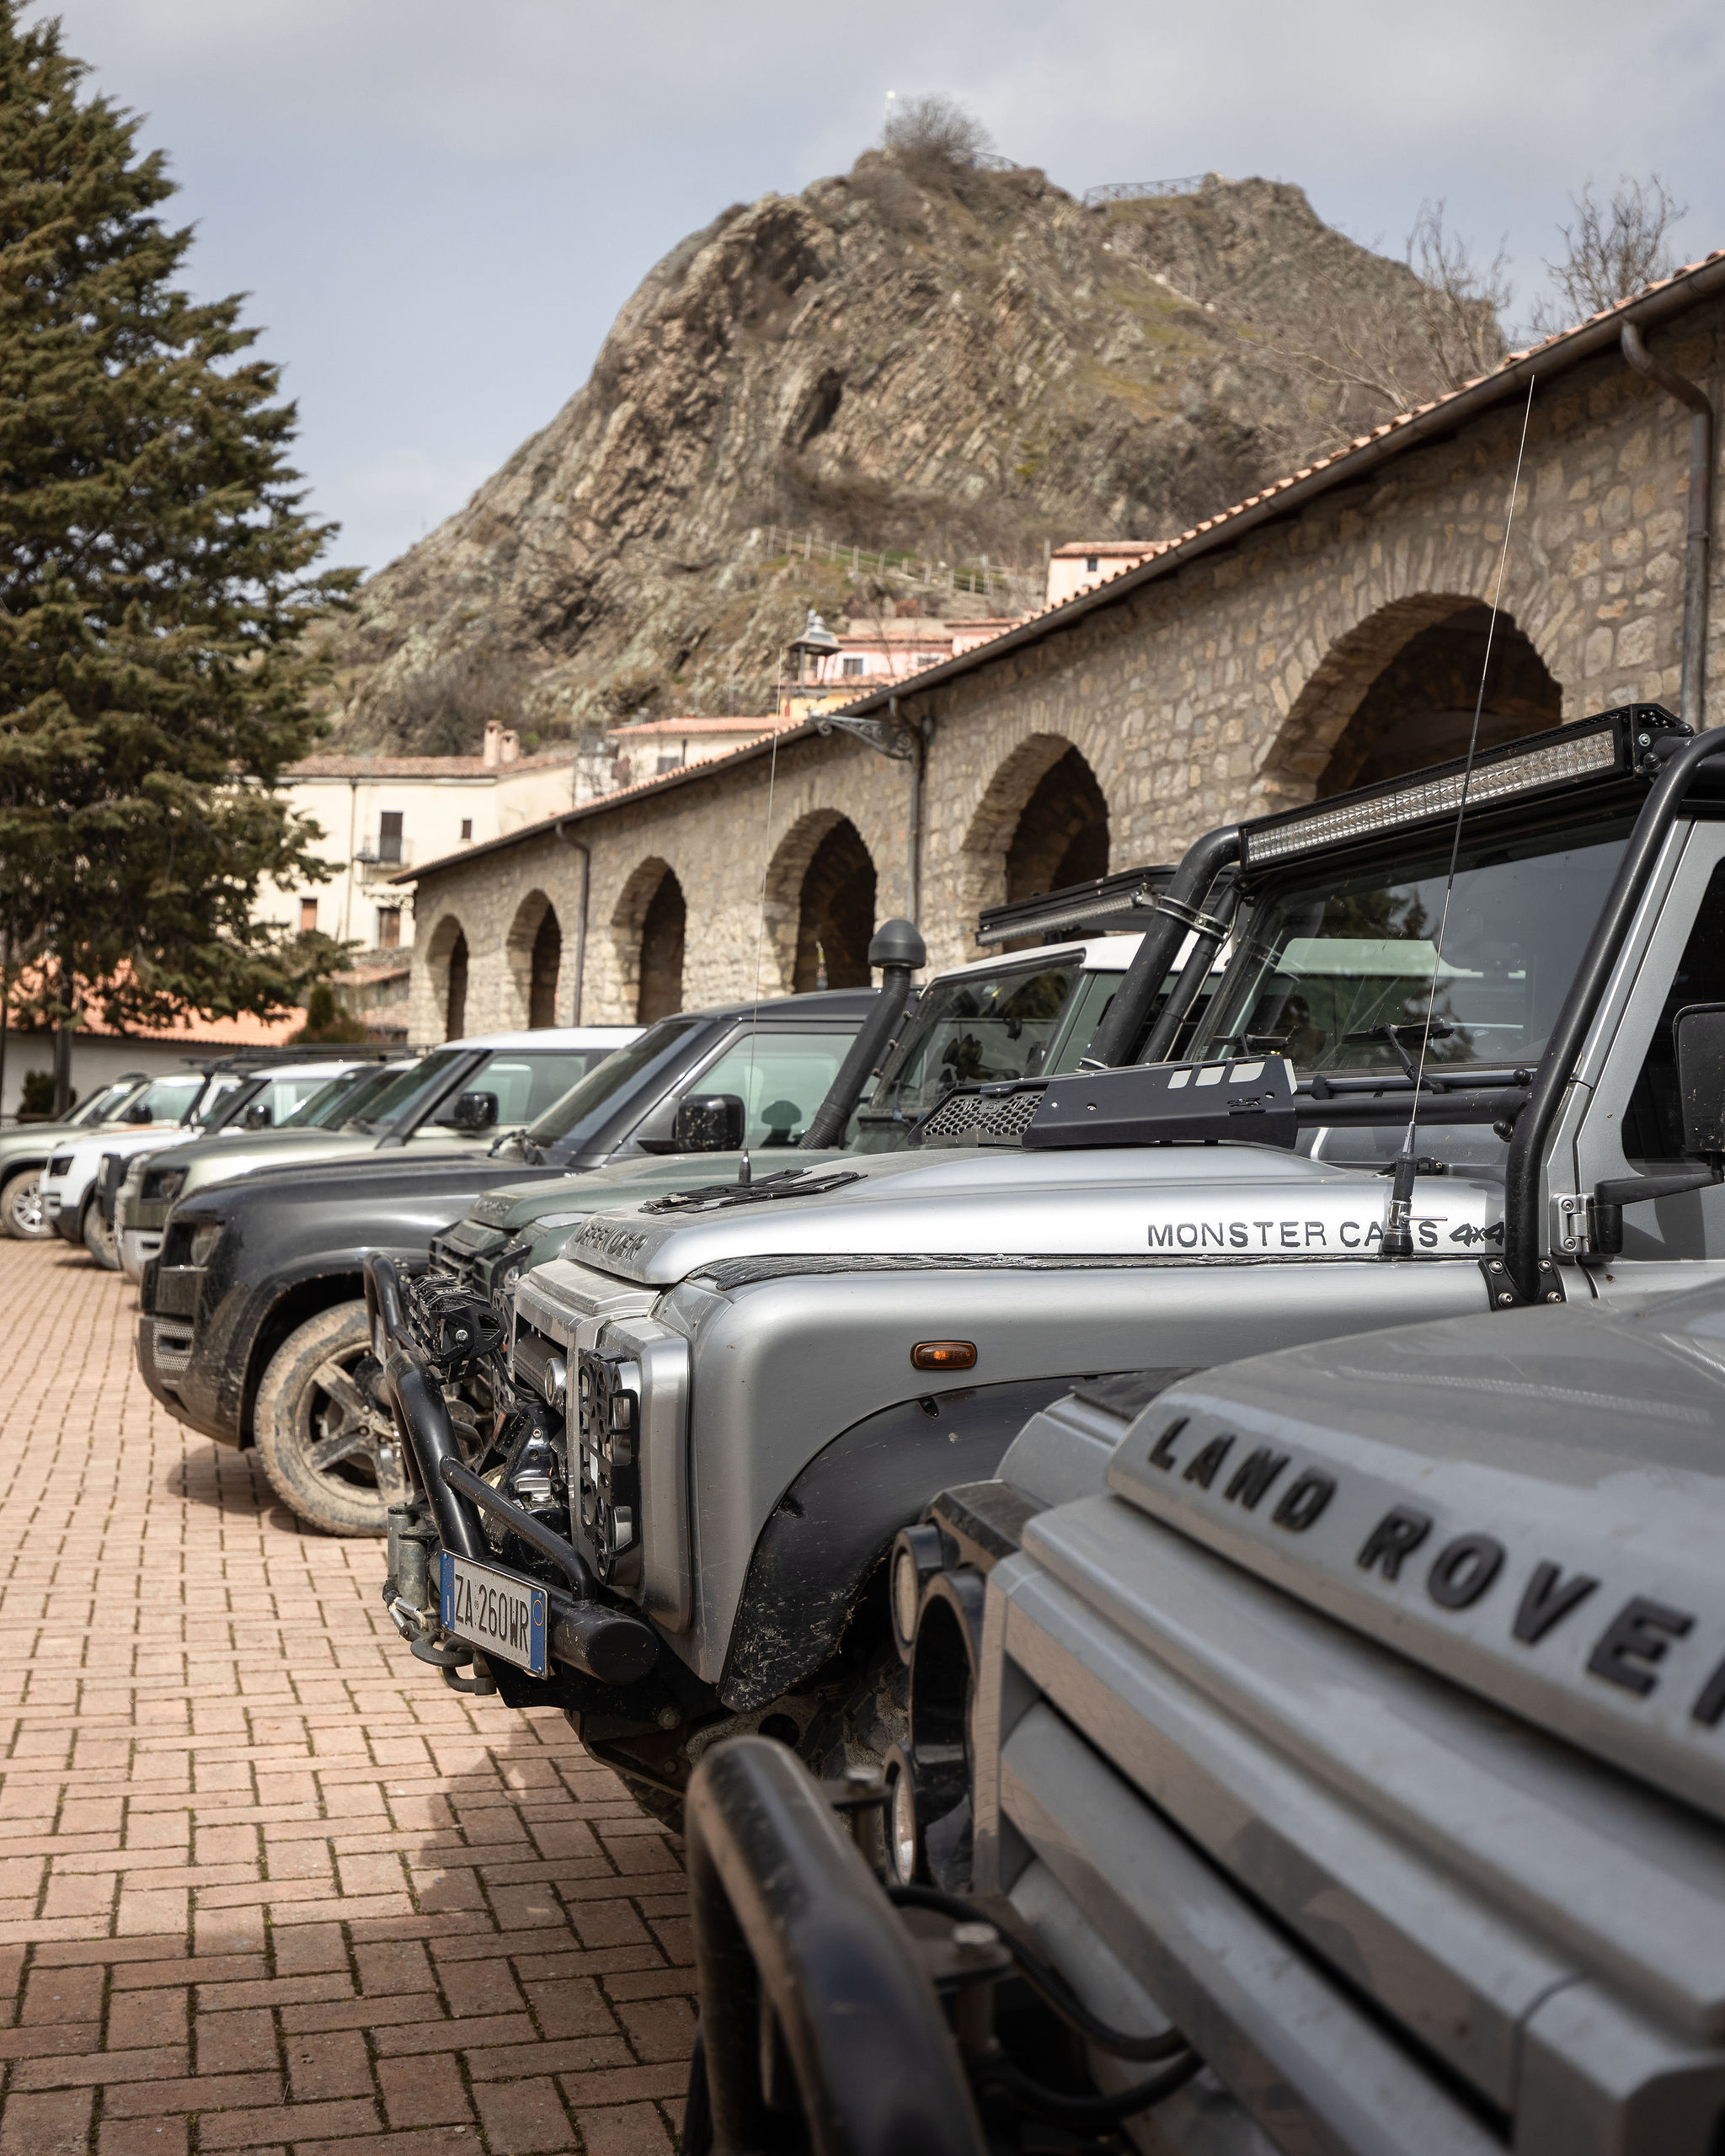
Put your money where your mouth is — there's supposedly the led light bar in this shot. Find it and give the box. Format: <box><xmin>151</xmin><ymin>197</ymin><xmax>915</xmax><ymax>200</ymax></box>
<box><xmin>975</xmin><ymin>862</ymin><xmax>1174</xmax><ymax>943</ymax></box>
<box><xmin>1241</xmin><ymin>705</ymin><xmax>1683</xmax><ymax>867</ymax></box>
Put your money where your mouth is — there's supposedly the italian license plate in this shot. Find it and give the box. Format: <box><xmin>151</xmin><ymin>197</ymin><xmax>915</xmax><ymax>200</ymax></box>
<box><xmin>440</xmin><ymin>1552</ymin><xmax>548</xmax><ymax>1678</ymax></box>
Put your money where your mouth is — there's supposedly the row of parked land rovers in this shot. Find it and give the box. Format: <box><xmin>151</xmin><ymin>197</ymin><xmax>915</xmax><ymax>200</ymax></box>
<box><xmin>88</xmin><ymin>701</ymin><xmax>1725</xmax><ymax>2152</ymax></box>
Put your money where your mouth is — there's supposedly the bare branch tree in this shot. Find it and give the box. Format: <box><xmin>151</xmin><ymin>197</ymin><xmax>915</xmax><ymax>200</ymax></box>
<box><xmin>1406</xmin><ymin>200</ymin><xmax>1514</xmax><ymax>387</ymax></box>
<box><xmin>1268</xmin><ymin>200</ymin><xmax>1510</xmax><ymax>439</ymax></box>
<box><xmin>883</xmin><ymin>93</ymin><xmax>992</xmax><ymax>173</ymax></box>
<box><xmin>1529</xmin><ymin>175</ymin><xmax>1689</xmax><ymax>334</ymax></box>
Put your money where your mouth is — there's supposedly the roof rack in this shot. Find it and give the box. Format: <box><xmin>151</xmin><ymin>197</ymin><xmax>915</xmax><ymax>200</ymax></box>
<box><xmin>975</xmin><ymin>862</ymin><xmax>1176</xmax><ymax>945</ymax></box>
<box><xmin>178</xmin><ymin>1045</ymin><xmax>402</xmax><ymax>1072</ymax></box>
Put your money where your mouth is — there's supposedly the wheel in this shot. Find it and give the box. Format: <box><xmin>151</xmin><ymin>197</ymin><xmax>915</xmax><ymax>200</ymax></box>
<box><xmin>253</xmin><ymin>1300</ymin><xmax>409</xmax><ymax>1536</ymax></box>
<box><xmin>82</xmin><ymin>1196</ymin><xmax>120</xmax><ymax>1271</ymax></box>
<box><xmin>0</xmin><ymin>1169</ymin><xmax>51</xmax><ymax>1241</ymax></box>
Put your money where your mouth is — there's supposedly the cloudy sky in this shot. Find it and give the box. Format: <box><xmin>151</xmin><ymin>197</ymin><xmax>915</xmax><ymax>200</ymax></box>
<box><xmin>37</xmin><ymin>0</ymin><xmax>1725</xmax><ymax>578</ymax></box>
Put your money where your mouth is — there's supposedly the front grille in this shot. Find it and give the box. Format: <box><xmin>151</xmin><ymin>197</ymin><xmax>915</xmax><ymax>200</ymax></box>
<box><xmin>920</xmin><ymin>1082</ymin><xmax>1046</xmax><ymax>1145</ymax></box>
<box><xmin>991</xmin><ymin>1500</ymin><xmax>1725</xmax><ymax>2150</ymax></box>
<box><xmin>575</xmin><ymin>1348</ymin><xmax>641</xmax><ymax>1586</ymax></box>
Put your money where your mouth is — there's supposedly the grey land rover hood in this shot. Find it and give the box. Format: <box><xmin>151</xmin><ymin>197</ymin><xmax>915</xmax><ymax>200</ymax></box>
<box><xmin>562</xmin><ymin>1143</ymin><xmax>1502</xmax><ymax>1286</ymax></box>
<box><xmin>1097</xmin><ymin>1277</ymin><xmax>1725</xmax><ymax>1824</ymax></box>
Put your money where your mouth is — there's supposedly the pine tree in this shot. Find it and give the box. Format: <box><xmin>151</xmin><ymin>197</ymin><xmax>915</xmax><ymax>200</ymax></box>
<box><xmin>0</xmin><ymin>5</ymin><xmax>357</xmax><ymax>1099</ymax></box>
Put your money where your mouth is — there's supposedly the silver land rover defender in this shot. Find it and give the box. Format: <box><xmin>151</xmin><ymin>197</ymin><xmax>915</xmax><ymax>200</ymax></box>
<box><xmin>678</xmin><ymin>1270</ymin><xmax>1725</xmax><ymax>2155</ymax></box>
<box><xmin>375</xmin><ymin>703</ymin><xmax>1725</xmax><ymax>1826</ymax></box>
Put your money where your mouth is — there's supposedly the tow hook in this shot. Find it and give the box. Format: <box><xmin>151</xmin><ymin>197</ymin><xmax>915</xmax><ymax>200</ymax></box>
<box><xmin>409</xmin><ymin>1634</ymin><xmax>498</xmax><ymax>1695</ymax></box>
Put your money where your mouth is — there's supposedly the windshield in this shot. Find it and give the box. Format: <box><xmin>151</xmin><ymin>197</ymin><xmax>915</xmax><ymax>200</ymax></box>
<box><xmin>70</xmin><ymin>1081</ymin><xmax>143</xmax><ymax>1126</ymax></box>
<box><xmin>126</xmin><ymin>1074</ymin><xmax>207</xmax><ymax>1125</ymax></box>
<box><xmin>189</xmin><ymin>1075</ymin><xmax>245</xmax><ymax>1125</ymax></box>
<box><xmin>283</xmin><ymin>1065</ymin><xmax>405</xmax><ymax>1129</ymax></box>
<box><xmin>521</xmin><ymin>1019</ymin><xmax>701</xmax><ymax>1155</ymax></box>
<box><xmin>858</xmin><ymin>961</ymin><xmax>1085</xmax><ymax>1128</ymax></box>
<box><xmin>344</xmin><ymin>1049</ymin><xmax>465</xmax><ymax>1133</ymax></box>
<box><xmin>1191</xmin><ymin>811</ymin><xmax>1635</xmax><ymax>1077</ymax></box>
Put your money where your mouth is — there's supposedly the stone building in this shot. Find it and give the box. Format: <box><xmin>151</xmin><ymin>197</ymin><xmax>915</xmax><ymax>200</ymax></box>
<box><xmin>396</xmin><ymin>256</ymin><xmax>1725</xmax><ymax>1045</ymax></box>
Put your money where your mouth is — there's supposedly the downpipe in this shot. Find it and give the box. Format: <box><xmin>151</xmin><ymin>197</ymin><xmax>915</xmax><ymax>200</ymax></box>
<box><xmin>1621</xmin><ymin>323</ymin><xmax>1713</xmax><ymax>730</ymax></box>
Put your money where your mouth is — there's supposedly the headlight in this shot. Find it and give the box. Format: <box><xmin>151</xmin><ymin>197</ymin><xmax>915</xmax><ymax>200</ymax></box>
<box><xmin>47</xmin><ymin>1155</ymin><xmax>72</xmax><ymax>1178</ymax></box>
<box><xmin>142</xmin><ymin>1168</ymin><xmax>186</xmax><ymax>1203</ymax></box>
<box><xmin>189</xmin><ymin>1223</ymin><xmax>223</xmax><ymax>1268</ymax></box>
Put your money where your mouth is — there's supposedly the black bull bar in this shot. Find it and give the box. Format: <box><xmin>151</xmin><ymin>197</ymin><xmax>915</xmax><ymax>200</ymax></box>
<box><xmin>363</xmin><ymin>1254</ymin><xmax>657</xmax><ymax>1688</ymax></box>
<box><xmin>686</xmin><ymin>1736</ymin><xmax>988</xmax><ymax>2156</ymax></box>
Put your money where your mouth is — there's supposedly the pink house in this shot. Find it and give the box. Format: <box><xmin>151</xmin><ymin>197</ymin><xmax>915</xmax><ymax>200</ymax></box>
<box><xmin>1044</xmin><ymin>539</ymin><xmax>1160</xmax><ymax>608</ymax></box>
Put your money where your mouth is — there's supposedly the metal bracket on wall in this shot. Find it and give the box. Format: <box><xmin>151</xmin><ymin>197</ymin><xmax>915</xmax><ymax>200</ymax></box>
<box><xmin>816</xmin><ymin>714</ymin><xmax>916</xmax><ymax>761</ymax></box>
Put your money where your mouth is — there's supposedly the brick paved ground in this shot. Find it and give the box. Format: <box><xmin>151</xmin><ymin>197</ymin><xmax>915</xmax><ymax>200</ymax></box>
<box><xmin>0</xmin><ymin>1238</ymin><xmax>692</xmax><ymax>2155</ymax></box>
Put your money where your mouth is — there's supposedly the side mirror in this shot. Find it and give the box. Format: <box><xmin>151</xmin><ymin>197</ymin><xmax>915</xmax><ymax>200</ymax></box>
<box><xmin>124</xmin><ymin>1102</ymin><xmax>152</xmax><ymax>1124</ymax></box>
<box><xmin>1674</xmin><ymin>1003</ymin><xmax>1725</xmax><ymax>1163</ymax></box>
<box><xmin>443</xmin><ymin>1090</ymin><xmax>499</xmax><ymax>1132</ymax></box>
<box><xmin>242</xmin><ymin>1102</ymin><xmax>273</xmax><ymax>1130</ymax></box>
<box><xmin>674</xmin><ymin>1094</ymin><xmax>745</xmax><ymax>1152</ymax></box>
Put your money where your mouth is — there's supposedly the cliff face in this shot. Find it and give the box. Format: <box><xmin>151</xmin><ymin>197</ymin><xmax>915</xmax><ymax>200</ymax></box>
<box><xmin>328</xmin><ymin>163</ymin><xmax>1495</xmax><ymax>749</ymax></box>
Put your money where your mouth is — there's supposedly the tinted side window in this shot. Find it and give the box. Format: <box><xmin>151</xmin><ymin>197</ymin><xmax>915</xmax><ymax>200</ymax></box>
<box><xmin>462</xmin><ymin>1052</ymin><xmax>595</xmax><ymax>1127</ymax></box>
<box><xmin>688</xmin><ymin>1031</ymin><xmax>852</xmax><ymax>1148</ymax></box>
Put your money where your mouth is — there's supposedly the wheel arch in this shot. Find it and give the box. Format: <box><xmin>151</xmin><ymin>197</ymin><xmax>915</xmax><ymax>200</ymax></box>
<box><xmin>240</xmin><ymin>1273</ymin><xmax>366</xmax><ymax>1448</ymax></box>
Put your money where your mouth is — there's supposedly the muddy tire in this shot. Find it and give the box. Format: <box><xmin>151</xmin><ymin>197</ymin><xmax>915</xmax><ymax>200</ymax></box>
<box><xmin>801</xmin><ymin>1646</ymin><xmax>910</xmax><ymax>1783</ymax></box>
<box><xmin>253</xmin><ymin>1300</ymin><xmax>407</xmax><ymax>1536</ymax></box>
<box><xmin>82</xmin><ymin>1196</ymin><xmax>120</xmax><ymax>1271</ymax></box>
<box><xmin>0</xmin><ymin>1170</ymin><xmax>50</xmax><ymax>1241</ymax></box>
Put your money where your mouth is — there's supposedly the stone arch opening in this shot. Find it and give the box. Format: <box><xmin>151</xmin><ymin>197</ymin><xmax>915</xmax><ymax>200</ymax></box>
<box><xmin>423</xmin><ymin>914</ymin><xmax>470</xmax><ymax>1042</ymax></box>
<box><xmin>638</xmin><ymin>876</ymin><xmax>685</xmax><ymax>1022</ymax></box>
<box><xmin>529</xmin><ymin>911</ymin><xmax>562</xmax><ymax>1027</ymax></box>
<box><xmin>959</xmin><ymin>734</ymin><xmax>1110</xmax><ymax>948</ymax></box>
<box><xmin>760</xmin><ymin>809</ymin><xmax>879</xmax><ymax>994</ymax></box>
<box><xmin>505</xmin><ymin>890</ymin><xmax>563</xmax><ymax>1029</ymax></box>
<box><xmin>1005</xmin><ymin>745</ymin><xmax>1109</xmax><ymax>900</ymax></box>
<box><xmin>613</xmin><ymin>859</ymin><xmax>686</xmax><ymax>1025</ymax></box>
<box><xmin>794</xmin><ymin>819</ymin><xmax>876</xmax><ymax>990</ymax></box>
<box><xmin>1262</xmin><ymin>595</ymin><xmax>1562</xmax><ymax>808</ymax></box>
<box><xmin>446</xmin><ymin>936</ymin><xmax>469</xmax><ymax>1039</ymax></box>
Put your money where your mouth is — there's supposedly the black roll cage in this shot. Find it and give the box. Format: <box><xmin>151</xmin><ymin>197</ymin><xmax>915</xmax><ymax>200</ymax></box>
<box><xmin>1154</xmin><ymin>729</ymin><xmax>1725</xmax><ymax>1299</ymax></box>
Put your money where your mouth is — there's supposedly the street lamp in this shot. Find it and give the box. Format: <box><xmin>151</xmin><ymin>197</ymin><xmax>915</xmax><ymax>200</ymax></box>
<box><xmin>788</xmin><ymin>609</ymin><xmax>841</xmax><ymax>693</ymax></box>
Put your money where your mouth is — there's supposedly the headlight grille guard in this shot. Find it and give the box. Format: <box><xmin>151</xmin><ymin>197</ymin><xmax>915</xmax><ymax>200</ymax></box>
<box><xmin>576</xmin><ymin>1348</ymin><xmax>642</xmax><ymax>1588</ymax></box>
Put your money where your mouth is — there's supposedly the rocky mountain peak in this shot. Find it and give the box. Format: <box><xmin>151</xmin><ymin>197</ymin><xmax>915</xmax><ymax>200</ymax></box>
<box><xmin>326</xmin><ymin>159</ymin><xmax>1498</xmax><ymax>752</ymax></box>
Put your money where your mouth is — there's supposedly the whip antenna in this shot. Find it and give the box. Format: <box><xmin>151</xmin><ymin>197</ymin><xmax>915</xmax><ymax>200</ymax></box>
<box><xmin>1381</xmin><ymin>373</ymin><xmax>1535</xmax><ymax>1259</ymax></box>
<box><xmin>739</xmin><ymin>681</ymin><xmax>786</xmax><ymax>1186</ymax></box>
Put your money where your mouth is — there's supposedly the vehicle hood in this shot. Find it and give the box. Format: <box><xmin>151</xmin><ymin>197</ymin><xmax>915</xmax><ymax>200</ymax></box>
<box><xmin>0</xmin><ymin>1120</ymin><xmax>87</xmax><ymax>1164</ymax></box>
<box><xmin>178</xmin><ymin>1149</ymin><xmax>532</xmax><ymax>1224</ymax></box>
<box><xmin>563</xmin><ymin>1143</ymin><xmax>1500</xmax><ymax>1286</ymax></box>
<box><xmin>1097</xmin><ymin>1277</ymin><xmax>1725</xmax><ymax>1826</ymax></box>
<box><xmin>58</xmin><ymin>1124</ymin><xmax>193</xmax><ymax>1173</ymax></box>
<box><xmin>460</xmin><ymin>1148</ymin><xmax>853</xmax><ymax>1235</ymax></box>
<box><xmin>172</xmin><ymin>1129</ymin><xmax>384</xmax><ymax>1189</ymax></box>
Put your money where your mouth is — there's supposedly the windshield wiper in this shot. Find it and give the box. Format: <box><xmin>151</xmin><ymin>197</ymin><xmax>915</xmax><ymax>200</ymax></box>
<box><xmin>1343</xmin><ymin>1018</ymin><xmax>1455</xmax><ymax>1085</ymax></box>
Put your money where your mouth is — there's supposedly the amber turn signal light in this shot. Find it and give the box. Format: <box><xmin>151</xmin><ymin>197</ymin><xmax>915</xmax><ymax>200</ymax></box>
<box><xmin>911</xmin><ymin>1340</ymin><xmax>977</xmax><ymax>1370</ymax></box>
